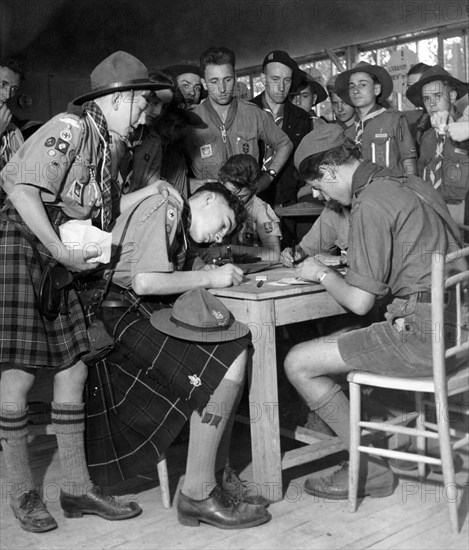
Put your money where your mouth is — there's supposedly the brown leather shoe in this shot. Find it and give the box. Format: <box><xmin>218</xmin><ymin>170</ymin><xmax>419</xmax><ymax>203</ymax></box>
<box><xmin>177</xmin><ymin>485</ymin><xmax>271</xmax><ymax>529</ymax></box>
<box><xmin>10</xmin><ymin>490</ymin><xmax>58</xmax><ymax>533</ymax></box>
<box><xmin>222</xmin><ymin>466</ymin><xmax>270</xmax><ymax>507</ymax></box>
<box><xmin>60</xmin><ymin>485</ymin><xmax>142</xmax><ymax>520</ymax></box>
<box><xmin>304</xmin><ymin>458</ymin><xmax>395</xmax><ymax>500</ymax></box>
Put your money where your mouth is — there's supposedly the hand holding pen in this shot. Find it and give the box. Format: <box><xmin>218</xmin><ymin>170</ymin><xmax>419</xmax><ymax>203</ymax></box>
<box><xmin>280</xmin><ymin>242</ymin><xmax>306</xmax><ymax>267</ymax></box>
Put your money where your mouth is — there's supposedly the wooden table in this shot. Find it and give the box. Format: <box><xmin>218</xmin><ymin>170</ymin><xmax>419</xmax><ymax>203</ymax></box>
<box><xmin>210</xmin><ymin>267</ymin><xmax>348</xmax><ymax>502</ymax></box>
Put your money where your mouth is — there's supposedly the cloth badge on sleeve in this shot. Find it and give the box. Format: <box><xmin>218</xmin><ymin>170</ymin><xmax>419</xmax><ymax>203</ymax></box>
<box><xmin>167</xmin><ymin>209</ymin><xmax>175</xmax><ymax>220</ymax></box>
<box><xmin>55</xmin><ymin>139</ymin><xmax>70</xmax><ymax>154</ymax></box>
<box><xmin>375</xmin><ymin>133</ymin><xmax>388</xmax><ymax>138</ymax></box>
<box><xmin>242</xmin><ymin>143</ymin><xmax>250</xmax><ymax>154</ymax></box>
<box><xmin>200</xmin><ymin>144</ymin><xmax>212</xmax><ymax>158</ymax></box>
<box><xmin>47</xmin><ymin>149</ymin><xmax>57</xmax><ymax>157</ymax></box>
<box><xmin>264</xmin><ymin>222</ymin><xmax>273</xmax><ymax>233</ymax></box>
<box><xmin>60</xmin><ymin>129</ymin><xmax>72</xmax><ymax>142</ymax></box>
<box><xmin>44</xmin><ymin>137</ymin><xmax>56</xmax><ymax>147</ymax></box>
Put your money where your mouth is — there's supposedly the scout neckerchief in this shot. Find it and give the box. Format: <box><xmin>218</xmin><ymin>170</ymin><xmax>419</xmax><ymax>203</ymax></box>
<box><xmin>202</xmin><ymin>97</ymin><xmax>238</xmax><ymax>163</ymax></box>
<box><xmin>81</xmin><ymin>101</ymin><xmax>114</xmax><ymax>231</ymax></box>
<box><xmin>354</xmin><ymin>106</ymin><xmax>387</xmax><ymax>151</ymax></box>
<box><xmin>261</xmin><ymin>93</ymin><xmax>284</xmax><ymax>170</ymax></box>
<box><xmin>0</xmin><ymin>125</ymin><xmax>16</xmax><ymax>171</ymax></box>
<box><xmin>430</xmin><ymin>131</ymin><xmax>446</xmax><ymax>191</ymax></box>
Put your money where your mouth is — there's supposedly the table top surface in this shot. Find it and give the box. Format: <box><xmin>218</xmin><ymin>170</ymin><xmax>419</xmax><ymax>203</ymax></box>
<box><xmin>210</xmin><ymin>266</ymin><xmax>325</xmax><ymax>300</ymax></box>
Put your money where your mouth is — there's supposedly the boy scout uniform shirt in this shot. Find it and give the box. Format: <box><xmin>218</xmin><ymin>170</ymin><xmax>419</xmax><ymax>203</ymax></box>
<box><xmin>228</xmin><ymin>195</ymin><xmax>282</xmax><ymax>247</ymax></box>
<box><xmin>344</xmin><ymin>108</ymin><xmax>416</xmax><ymax>175</ymax></box>
<box><xmin>418</xmin><ymin>126</ymin><xmax>469</xmax><ymax>203</ymax></box>
<box><xmin>1</xmin><ymin>112</ymin><xmax>104</xmax><ymax>220</ymax></box>
<box><xmin>111</xmin><ymin>194</ymin><xmax>184</xmax><ymax>289</ymax></box>
<box><xmin>300</xmin><ymin>206</ymin><xmax>350</xmax><ymax>257</ymax></box>
<box><xmin>345</xmin><ymin>161</ymin><xmax>453</xmax><ymax>299</ymax></box>
<box><xmin>184</xmin><ymin>98</ymin><xmax>292</xmax><ymax>181</ymax></box>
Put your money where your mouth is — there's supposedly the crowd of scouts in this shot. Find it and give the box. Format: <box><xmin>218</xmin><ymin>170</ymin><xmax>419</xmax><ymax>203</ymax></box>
<box><xmin>0</xmin><ymin>42</ymin><xmax>468</xmax><ymax>534</ymax></box>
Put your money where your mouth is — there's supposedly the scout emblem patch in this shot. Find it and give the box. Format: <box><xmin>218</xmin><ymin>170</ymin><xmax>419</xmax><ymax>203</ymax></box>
<box><xmin>188</xmin><ymin>374</ymin><xmax>202</xmax><ymax>387</ymax></box>
<box><xmin>263</xmin><ymin>222</ymin><xmax>273</xmax><ymax>233</ymax></box>
<box><xmin>242</xmin><ymin>142</ymin><xmax>249</xmax><ymax>154</ymax></box>
<box><xmin>167</xmin><ymin>209</ymin><xmax>175</xmax><ymax>220</ymax></box>
<box><xmin>200</xmin><ymin>144</ymin><xmax>212</xmax><ymax>158</ymax></box>
<box><xmin>60</xmin><ymin>129</ymin><xmax>72</xmax><ymax>141</ymax></box>
<box><xmin>47</xmin><ymin>149</ymin><xmax>57</xmax><ymax>157</ymax></box>
<box><xmin>44</xmin><ymin>137</ymin><xmax>56</xmax><ymax>147</ymax></box>
<box><xmin>55</xmin><ymin>138</ymin><xmax>70</xmax><ymax>154</ymax></box>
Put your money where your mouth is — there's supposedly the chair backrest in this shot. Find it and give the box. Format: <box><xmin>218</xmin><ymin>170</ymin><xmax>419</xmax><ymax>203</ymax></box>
<box><xmin>431</xmin><ymin>246</ymin><xmax>469</xmax><ymax>401</ymax></box>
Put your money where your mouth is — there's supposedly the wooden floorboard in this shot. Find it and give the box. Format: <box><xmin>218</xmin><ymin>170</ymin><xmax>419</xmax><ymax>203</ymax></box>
<box><xmin>1</xmin><ymin>370</ymin><xmax>468</xmax><ymax>549</ymax></box>
<box><xmin>1</xmin><ymin>426</ymin><xmax>468</xmax><ymax>550</ymax></box>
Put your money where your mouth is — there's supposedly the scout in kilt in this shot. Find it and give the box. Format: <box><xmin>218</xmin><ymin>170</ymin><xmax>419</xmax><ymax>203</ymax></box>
<box><xmin>0</xmin><ymin>51</ymin><xmax>173</xmax><ymax>533</ymax></box>
<box><xmin>85</xmin><ymin>182</ymin><xmax>272</xmax><ymax>529</ymax></box>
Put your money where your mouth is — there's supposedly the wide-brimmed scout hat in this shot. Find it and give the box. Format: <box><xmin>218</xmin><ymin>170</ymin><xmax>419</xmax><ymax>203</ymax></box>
<box><xmin>150</xmin><ymin>288</ymin><xmax>249</xmax><ymax>343</ymax></box>
<box><xmin>73</xmin><ymin>51</ymin><xmax>173</xmax><ymax>105</ymax></box>
<box><xmin>335</xmin><ymin>61</ymin><xmax>393</xmax><ymax>106</ymax></box>
<box><xmin>405</xmin><ymin>64</ymin><xmax>469</xmax><ymax>108</ymax></box>
<box><xmin>294</xmin><ymin>124</ymin><xmax>347</xmax><ymax>169</ymax></box>
<box><xmin>292</xmin><ymin>71</ymin><xmax>328</xmax><ymax>104</ymax></box>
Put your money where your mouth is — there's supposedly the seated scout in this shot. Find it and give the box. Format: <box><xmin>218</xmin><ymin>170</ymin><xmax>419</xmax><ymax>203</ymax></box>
<box><xmin>85</xmin><ymin>182</ymin><xmax>272</xmax><ymax>529</ymax></box>
<box><xmin>284</xmin><ymin>124</ymin><xmax>464</xmax><ymax>501</ymax></box>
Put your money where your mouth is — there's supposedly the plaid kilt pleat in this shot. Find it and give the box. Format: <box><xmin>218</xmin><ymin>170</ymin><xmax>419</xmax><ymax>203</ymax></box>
<box><xmin>0</xmin><ymin>212</ymin><xmax>89</xmax><ymax>369</ymax></box>
<box><xmin>85</xmin><ymin>306</ymin><xmax>250</xmax><ymax>487</ymax></box>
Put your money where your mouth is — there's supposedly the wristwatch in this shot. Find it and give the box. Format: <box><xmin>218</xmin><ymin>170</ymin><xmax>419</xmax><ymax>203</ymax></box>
<box><xmin>267</xmin><ymin>168</ymin><xmax>277</xmax><ymax>179</ymax></box>
<box><xmin>317</xmin><ymin>271</ymin><xmax>329</xmax><ymax>284</ymax></box>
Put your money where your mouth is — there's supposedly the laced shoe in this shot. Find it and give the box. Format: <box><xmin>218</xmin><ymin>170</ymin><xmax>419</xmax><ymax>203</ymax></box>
<box><xmin>222</xmin><ymin>466</ymin><xmax>270</xmax><ymax>507</ymax></box>
<box><xmin>10</xmin><ymin>490</ymin><xmax>58</xmax><ymax>533</ymax></box>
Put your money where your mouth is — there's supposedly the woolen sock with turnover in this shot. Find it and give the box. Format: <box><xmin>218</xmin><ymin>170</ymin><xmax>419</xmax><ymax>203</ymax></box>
<box><xmin>307</xmin><ymin>383</ymin><xmax>352</xmax><ymax>448</ymax></box>
<box><xmin>51</xmin><ymin>402</ymin><xmax>92</xmax><ymax>496</ymax></box>
<box><xmin>182</xmin><ymin>378</ymin><xmax>242</xmax><ymax>501</ymax></box>
<box><xmin>0</xmin><ymin>407</ymin><xmax>35</xmax><ymax>498</ymax></box>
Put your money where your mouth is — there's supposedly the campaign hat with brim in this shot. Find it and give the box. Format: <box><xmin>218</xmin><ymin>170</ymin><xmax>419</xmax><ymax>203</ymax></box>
<box><xmin>293</xmin><ymin>71</ymin><xmax>328</xmax><ymax>103</ymax></box>
<box><xmin>406</xmin><ymin>64</ymin><xmax>469</xmax><ymax>108</ymax></box>
<box><xmin>335</xmin><ymin>61</ymin><xmax>394</xmax><ymax>106</ymax></box>
<box><xmin>294</xmin><ymin>124</ymin><xmax>347</xmax><ymax>169</ymax></box>
<box><xmin>150</xmin><ymin>288</ymin><xmax>249</xmax><ymax>343</ymax></box>
<box><xmin>73</xmin><ymin>51</ymin><xmax>173</xmax><ymax>105</ymax></box>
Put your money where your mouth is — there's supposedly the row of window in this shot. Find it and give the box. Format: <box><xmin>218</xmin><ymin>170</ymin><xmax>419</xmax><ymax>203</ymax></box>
<box><xmin>237</xmin><ymin>25</ymin><xmax>468</xmax><ymax>121</ymax></box>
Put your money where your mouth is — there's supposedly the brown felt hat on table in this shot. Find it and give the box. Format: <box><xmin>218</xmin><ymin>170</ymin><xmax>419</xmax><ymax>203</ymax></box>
<box><xmin>73</xmin><ymin>51</ymin><xmax>173</xmax><ymax>105</ymax></box>
<box><xmin>294</xmin><ymin>124</ymin><xmax>347</xmax><ymax>169</ymax></box>
<box><xmin>334</xmin><ymin>61</ymin><xmax>394</xmax><ymax>106</ymax></box>
<box><xmin>150</xmin><ymin>288</ymin><xmax>249</xmax><ymax>343</ymax></box>
<box><xmin>405</xmin><ymin>64</ymin><xmax>469</xmax><ymax>109</ymax></box>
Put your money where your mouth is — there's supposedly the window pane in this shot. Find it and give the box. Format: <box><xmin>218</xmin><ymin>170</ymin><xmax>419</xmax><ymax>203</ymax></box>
<box><xmin>444</xmin><ymin>36</ymin><xmax>466</xmax><ymax>81</ymax></box>
<box><xmin>416</xmin><ymin>37</ymin><xmax>438</xmax><ymax>65</ymax></box>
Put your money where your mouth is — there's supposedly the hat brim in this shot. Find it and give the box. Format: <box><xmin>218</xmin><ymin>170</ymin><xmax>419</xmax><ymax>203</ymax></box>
<box><xmin>406</xmin><ymin>74</ymin><xmax>469</xmax><ymax>108</ymax></box>
<box><xmin>72</xmin><ymin>79</ymin><xmax>173</xmax><ymax>106</ymax></box>
<box><xmin>335</xmin><ymin>65</ymin><xmax>394</xmax><ymax>106</ymax></box>
<box><xmin>149</xmin><ymin>308</ymin><xmax>250</xmax><ymax>343</ymax></box>
<box><xmin>294</xmin><ymin>73</ymin><xmax>328</xmax><ymax>103</ymax></box>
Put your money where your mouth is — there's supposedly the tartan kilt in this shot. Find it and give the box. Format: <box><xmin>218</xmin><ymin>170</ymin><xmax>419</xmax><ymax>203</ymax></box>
<box><xmin>85</xmin><ymin>304</ymin><xmax>250</xmax><ymax>487</ymax></box>
<box><xmin>0</xmin><ymin>210</ymin><xmax>89</xmax><ymax>369</ymax></box>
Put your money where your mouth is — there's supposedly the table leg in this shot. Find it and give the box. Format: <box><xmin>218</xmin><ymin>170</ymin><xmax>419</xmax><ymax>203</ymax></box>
<box><xmin>247</xmin><ymin>299</ymin><xmax>283</xmax><ymax>503</ymax></box>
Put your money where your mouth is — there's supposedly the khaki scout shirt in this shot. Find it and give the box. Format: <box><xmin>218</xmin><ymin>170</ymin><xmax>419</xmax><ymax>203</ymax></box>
<box><xmin>1</xmin><ymin>112</ymin><xmax>106</xmax><ymax>221</ymax></box>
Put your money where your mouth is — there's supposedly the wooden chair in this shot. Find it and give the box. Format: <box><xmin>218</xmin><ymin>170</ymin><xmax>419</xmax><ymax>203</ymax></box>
<box><xmin>347</xmin><ymin>246</ymin><xmax>469</xmax><ymax>533</ymax></box>
<box><xmin>27</xmin><ymin>403</ymin><xmax>172</xmax><ymax>509</ymax></box>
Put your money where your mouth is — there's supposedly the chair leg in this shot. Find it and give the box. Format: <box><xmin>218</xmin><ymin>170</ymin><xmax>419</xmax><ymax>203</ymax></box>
<box><xmin>415</xmin><ymin>392</ymin><xmax>427</xmax><ymax>480</ymax></box>
<box><xmin>436</xmin><ymin>400</ymin><xmax>459</xmax><ymax>533</ymax></box>
<box><xmin>157</xmin><ymin>454</ymin><xmax>171</xmax><ymax>509</ymax></box>
<box><xmin>348</xmin><ymin>381</ymin><xmax>361</xmax><ymax>513</ymax></box>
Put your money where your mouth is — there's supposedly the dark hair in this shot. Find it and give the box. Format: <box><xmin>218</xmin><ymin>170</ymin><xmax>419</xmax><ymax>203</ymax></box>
<box><xmin>219</xmin><ymin>154</ymin><xmax>260</xmax><ymax>191</ymax></box>
<box><xmin>407</xmin><ymin>62</ymin><xmax>430</xmax><ymax>77</ymax></box>
<box><xmin>191</xmin><ymin>181</ymin><xmax>246</xmax><ymax>229</ymax></box>
<box><xmin>0</xmin><ymin>58</ymin><xmax>25</xmax><ymax>80</ymax></box>
<box><xmin>297</xmin><ymin>143</ymin><xmax>360</xmax><ymax>182</ymax></box>
<box><xmin>200</xmin><ymin>47</ymin><xmax>236</xmax><ymax>74</ymax></box>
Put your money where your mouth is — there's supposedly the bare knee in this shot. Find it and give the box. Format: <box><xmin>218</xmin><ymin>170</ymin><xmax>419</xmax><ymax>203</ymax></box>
<box><xmin>53</xmin><ymin>360</ymin><xmax>88</xmax><ymax>402</ymax></box>
<box><xmin>0</xmin><ymin>368</ymin><xmax>36</xmax><ymax>409</ymax></box>
<box><xmin>284</xmin><ymin>344</ymin><xmax>310</xmax><ymax>387</ymax></box>
<box><xmin>223</xmin><ymin>349</ymin><xmax>247</xmax><ymax>384</ymax></box>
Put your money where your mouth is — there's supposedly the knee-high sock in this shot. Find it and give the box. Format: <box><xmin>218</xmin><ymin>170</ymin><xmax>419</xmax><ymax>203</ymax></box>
<box><xmin>51</xmin><ymin>402</ymin><xmax>92</xmax><ymax>496</ymax></box>
<box><xmin>0</xmin><ymin>407</ymin><xmax>34</xmax><ymax>498</ymax></box>
<box><xmin>182</xmin><ymin>378</ymin><xmax>242</xmax><ymax>500</ymax></box>
<box><xmin>307</xmin><ymin>383</ymin><xmax>351</xmax><ymax>449</ymax></box>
